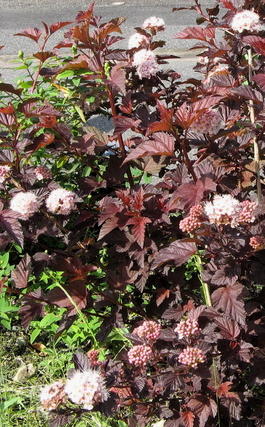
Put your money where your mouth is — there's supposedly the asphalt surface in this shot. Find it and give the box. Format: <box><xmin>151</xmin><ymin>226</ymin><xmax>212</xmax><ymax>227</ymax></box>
<box><xmin>0</xmin><ymin>0</ymin><xmax>217</xmax><ymax>81</ymax></box>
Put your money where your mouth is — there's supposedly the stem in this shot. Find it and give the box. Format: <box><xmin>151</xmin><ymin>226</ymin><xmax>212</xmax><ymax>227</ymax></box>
<box><xmin>56</xmin><ymin>283</ymin><xmax>97</xmax><ymax>346</ymax></box>
<box><xmin>175</xmin><ymin>129</ymin><xmax>197</xmax><ymax>182</ymax></box>
<box><xmin>195</xmin><ymin>253</ymin><xmax>221</xmax><ymax>426</ymax></box>
<box><xmin>247</xmin><ymin>48</ymin><xmax>262</xmax><ymax>203</ymax></box>
<box><xmin>195</xmin><ymin>254</ymin><xmax>212</xmax><ymax>307</ymax></box>
<box><xmin>106</xmin><ymin>86</ymin><xmax>134</xmax><ymax>187</ymax></box>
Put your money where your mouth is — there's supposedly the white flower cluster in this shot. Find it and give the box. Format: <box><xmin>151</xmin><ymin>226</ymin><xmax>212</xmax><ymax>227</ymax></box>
<box><xmin>40</xmin><ymin>381</ymin><xmax>66</xmax><ymax>411</ymax></box>
<box><xmin>204</xmin><ymin>194</ymin><xmax>257</xmax><ymax>227</ymax></box>
<box><xmin>128</xmin><ymin>33</ymin><xmax>148</xmax><ymax>49</ymax></box>
<box><xmin>142</xmin><ymin>16</ymin><xmax>165</xmax><ymax>31</ymax></box>
<box><xmin>133</xmin><ymin>49</ymin><xmax>159</xmax><ymax>79</ymax></box>
<box><xmin>46</xmin><ymin>188</ymin><xmax>77</xmax><ymax>215</ymax></box>
<box><xmin>65</xmin><ymin>369</ymin><xmax>108</xmax><ymax>410</ymax></box>
<box><xmin>230</xmin><ymin>10</ymin><xmax>261</xmax><ymax>33</ymax></box>
<box><xmin>40</xmin><ymin>369</ymin><xmax>108</xmax><ymax>412</ymax></box>
<box><xmin>9</xmin><ymin>187</ymin><xmax>78</xmax><ymax>220</ymax></box>
<box><xmin>10</xmin><ymin>191</ymin><xmax>40</xmax><ymax>220</ymax></box>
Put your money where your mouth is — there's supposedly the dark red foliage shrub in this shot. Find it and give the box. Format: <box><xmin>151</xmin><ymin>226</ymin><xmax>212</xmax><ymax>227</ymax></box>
<box><xmin>2</xmin><ymin>0</ymin><xmax>265</xmax><ymax>425</ymax></box>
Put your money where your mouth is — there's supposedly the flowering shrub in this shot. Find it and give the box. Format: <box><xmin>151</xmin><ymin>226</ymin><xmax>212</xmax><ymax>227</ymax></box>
<box><xmin>2</xmin><ymin>0</ymin><xmax>265</xmax><ymax>425</ymax></box>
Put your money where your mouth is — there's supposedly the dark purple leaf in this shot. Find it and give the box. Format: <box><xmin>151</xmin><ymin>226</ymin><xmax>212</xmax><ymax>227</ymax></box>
<box><xmin>153</xmin><ymin>240</ymin><xmax>197</xmax><ymax>269</ymax></box>
<box><xmin>123</xmin><ymin>132</ymin><xmax>175</xmax><ymax>164</ymax></box>
<box><xmin>0</xmin><ymin>210</ymin><xmax>23</xmax><ymax>247</ymax></box>
<box><xmin>11</xmin><ymin>254</ymin><xmax>31</xmax><ymax>289</ymax></box>
<box><xmin>14</xmin><ymin>27</ymin><xmax>42</xmax><ymax>42</ymax></box>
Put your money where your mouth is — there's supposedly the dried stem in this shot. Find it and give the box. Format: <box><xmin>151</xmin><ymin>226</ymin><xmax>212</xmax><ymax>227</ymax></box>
<box><xmin>247</xmin><ymin>48</ymin><xmax>262</xmax><ymax>203</ymax></box>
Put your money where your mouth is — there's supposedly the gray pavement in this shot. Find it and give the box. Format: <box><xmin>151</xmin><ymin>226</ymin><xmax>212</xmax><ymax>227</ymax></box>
<box><xmin>0</xmin><ymin>0</ymin><xmax>217</xmax><ymax>82</ymax></box>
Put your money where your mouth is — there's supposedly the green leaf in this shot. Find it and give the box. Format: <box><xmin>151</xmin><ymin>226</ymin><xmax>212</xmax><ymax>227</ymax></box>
<box><xmin>30</xmin><ymin>328</ymin><xmax>41</xmax><ymax>344</ymax></box>
<box><xmin>57</xmin><ymin>70</ymin><xmax>75</xmax><ymax>80</ymax></box>
<box><xmin>1</xmin><ymin>396</ymin><xmax>22</xmax><ymax>411</ymax></box>
<box><xmin>74</xmin><ymin>105</ymin><xmax>86</xmax><ymax>123</ymax></box>
<box><xmin>38</xmin><ymin>312</ymin><xmax>60</xmax><ymax>328</ymax></box>
<box><xmin>0</xmin><ymin>252</ymin><xmax>9</xmax><ymax>269</ymax></box>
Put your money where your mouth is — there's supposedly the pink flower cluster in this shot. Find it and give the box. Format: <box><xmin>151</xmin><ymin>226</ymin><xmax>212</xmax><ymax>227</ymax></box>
<box><xmin>128</xmin><ymin>33</ymin><xmax>148</xmax><ymax>49</ymax></box>
<box><xmin>10</xmin><ymin>191</ymin><xmax>40</xmax><ymax>220</ymax></box>
<box><xmin>133</xmin><ymin>320</ymin><xmax>161</xmax><ymax>342</ymax></box>
<box><xmin>46</xmin><ymin>188</ymin><xmax>77</xmax><ymax>215</ymax></box>
<box><xmin>204</xmin><ymin>195</ymin><xmax>257</xmax><ymax>227</ymax></box>
<box><xmin>179</xmin><ymin>204</ymin><xmax>204</xmax><ymax>233</ymax></box>
<box><xmin>87</xmin><ymin>349</ymin><xmax>101</xmax><ymax>367</ymax></box>
<box><xmin>175</xmin><ymin>319</ymin><xmax>201</xmax><ymax>340</ymax></box>
<box><xmin>133</xmin><ymin>49</ymin><xmax>159</xmax><ymax>79</ymax></box>
<box><xmin>231</xmin><ymin>10</ymin><xmax>261</xmax><ymax>33</ymax></box>
<box><xmin>0</xmin><ymin>165</ymin><xmax>10</xmax><ymax>183</ymax></box>
<box><xmin>40</xmin><ymin>381</ymin><xmax>66</xmax><ymax>411</ymax></box>
<box><xmin>65</xmin><ymin>369</ymin><xmax>108</xmax><ymax>410</ymax></box>
<box><xmin>34</xmin><ymin>166</ymin><xmax>52</xmax><ymax>181</ymax></box>
<box><xmin>250</xmin><ymin>236</ymin><xmax>265</xmax><ymax>251</ymax></box>
<box><xmin>178</xmin><ymin>347</ymin><xmax>206</xmax><ymax>368</ymax></box>
<box><xmin>128</xmin><ymin>344</ymin><xmax>153</xmax><ymax>367</ymax></box>
<box><xmin>142</xmin><ymin>16</ymin><xmax>165</xmax><ymax>31</ymax></box>
<box><xmin>190</xmin><ymin>110</ymin><xmax>222</xmax><ymax>135</ymax></box>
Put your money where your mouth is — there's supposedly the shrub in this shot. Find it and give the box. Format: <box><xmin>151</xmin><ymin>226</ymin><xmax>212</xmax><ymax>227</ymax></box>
<box><xmin>1</xmin><ymin>0</ymin><xmax>265</xmax><ymax>425</ymax></box>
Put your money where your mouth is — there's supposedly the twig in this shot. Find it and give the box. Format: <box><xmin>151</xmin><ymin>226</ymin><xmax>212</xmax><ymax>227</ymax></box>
<box><xmin>247</xmin><ymin>48</ymin><xmax>262</xmax><ymax>203</ymax></box>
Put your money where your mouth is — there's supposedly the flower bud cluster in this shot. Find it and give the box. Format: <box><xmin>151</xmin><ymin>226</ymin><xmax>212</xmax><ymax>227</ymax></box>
<box><xmin>64</xmin><ymin>369</ymin><xmax>108</xmax><ymax>411</ymax></box>
<box><xmin>230</xmin><ymin>10</ymin><xmax>261</xmax><ymax>33</ymax></box>
<box><xmin>178</xmin><ymin>346</ymin><xmax>206</xmax><ymax>368</ymax></box>
<box><xmin>179</xmin><ymin>204</ymin><xmax>204</xmax><ymax>233</ymax></box>
<box><xmin>250</xmin><ymin>236</ymin><xmax>265</xmax><ymax>251</ymax></box>
<box><xmin>128</xmin><ymin>344</ymin><xmax>153</xmax><ymax>367</ymax></box>
<box><xmin>0</xmin><ymin>165</ymin><xmax>10</xmax><ymax>183</ymax></box>
<box><xmin>133</xmin><ymin>320</ymin><xmax>161</xmax><ymax>342</ymax></box>
<box><xmin>175</xmin><ymin>319</ymin><xmax>201</xmax><ymax>340</ymax></box>
<box><xmin>236</xmin><ymin>200</ymin><xmax>257</xmax><ymax>225</ymax></box>
<box><xmin>40</xmin><ymin>381</ymin><xmax>66</xmax><ymax>411</ymax></box>
<box><xmin>34</xmin><ymin>166</ymin><xmax>52</xmax><ymax>181</ymax></box>
<box><xmin>190</xmin><ymin>110</ymin><xmax>222</xmax><ymax>135</ymax></box>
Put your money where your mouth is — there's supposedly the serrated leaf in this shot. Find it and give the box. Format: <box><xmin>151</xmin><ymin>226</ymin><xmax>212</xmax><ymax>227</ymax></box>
<box><xmin>212</xmin><ymin>283</ymin><xmax>246</xmax><ymax>326</ymax></box>
<box><xmin>123</xmin><ymin>132</ymin><xmax>175</xmax><ymax>164</ymax></box>
<box><xmin>0</xmin><ymin>210</ymin><xmax>23</xmax><ymax>248</ymax></box>
<box><xmin>153</xmin><ymin>240</ymin><xmax>197</xmax><ymax>269</ymax></box>
<box><xmin>231</xmin><ymin>86</ymin><xmax>263</xmax><ymax>103</ymax></box>
<box><xmin>14</xmin><ymin>27</ymin><xmax>42</xmax><ymax>42</ymax></box>
<box><xmin>214</xmin><ymin>317</ymin><xmax>241</xmax><ymax>340</ymax></box>
<box><xmin>181</xmin><ymin>411</ymin><xmax>195</xmax><ymax>427</ymax></box>
<box><xmin>113</xmin><ymin>116</ymin><xmax>141</xmax><ymax>135</ymax></box>
<box><xmin>175</xmin><ymin>26</ymin><xmax>215</xmax><ymax>42</ymax></box>
<box><xmin>253</xmin><ymin>73</ymin><xmax>265</xmax><ymax>91</ymax></box>
<box><xmin>49</xmin><ymin>21</ymin><xmax>72</xmax><ymax>34</ymax></box>
<box><xmin>127</xmin><ymin>216</ymin><xmax>151</xmax><ymax>248</ymax></box>
<box><xmin>243</xmin><ymin>36</ymin><xmax>265</xmax><ymax>55</ymax></box>
<box><xmin>11</xmin><ymin>254</ymin><xmax>31</xmax><ymax>289</ymax></box>
<box><xmin>109</xmin><ymin>64</ymin><xmax>126</xmax><ymax>94</ymax></box>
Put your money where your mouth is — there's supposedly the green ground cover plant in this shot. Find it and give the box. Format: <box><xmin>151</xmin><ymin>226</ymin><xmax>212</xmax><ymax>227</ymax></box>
<box><xmin>2</xmin><ymin>0</ymin><xmax>265</xmax><ymax>426</ymax></box>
